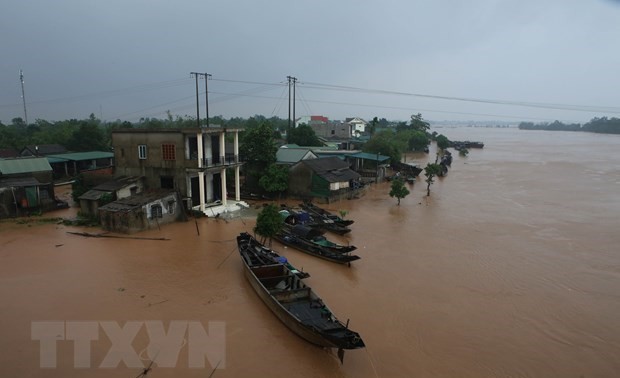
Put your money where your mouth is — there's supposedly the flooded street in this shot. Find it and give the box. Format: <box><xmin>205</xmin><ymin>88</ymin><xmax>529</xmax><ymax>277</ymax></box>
<box><xmin>1</xmin><ymin>127</ymin><xmax>620</xmax><ymax>377</ymax></box>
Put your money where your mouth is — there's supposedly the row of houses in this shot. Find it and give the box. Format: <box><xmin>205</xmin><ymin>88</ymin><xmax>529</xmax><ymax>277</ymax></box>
<box><xmin>295</xmin><ymin>116</ymin><xmax>369</xmax><ymax>139</ymax></box>
<box><xmin>1</xmin><ymin>124</ymin><xmax>393</xmax><ymax>233</ymax></box>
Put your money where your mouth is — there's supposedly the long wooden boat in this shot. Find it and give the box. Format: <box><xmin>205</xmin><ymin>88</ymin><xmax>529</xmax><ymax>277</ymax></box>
<box><xmin>299</xmin><ymin>202</ymin><xmax>354</xmax><ymax>227</ymax></box>
<box><xmin>237</xmin><ymin>233</ymin><xmax>365</xmax><ymax>361</ymax></box>
<box><xmin>237</xmin><ymin>232</ymin><xmax>309</xmax><ymax>279</ymax></box>
<box><xmin>281</xmin><ymin>207</ymin><xmax>352</xmax><ymax>235</ymax></box>
<box><xmin>274</xmin><ymin>225</ymin><xmax>361</xmax><ymax>265</ymax></box>
<box><xmin>283</xmin><ymin>223</ymin><xmax>357</xmax><ymax>254</ymax></box>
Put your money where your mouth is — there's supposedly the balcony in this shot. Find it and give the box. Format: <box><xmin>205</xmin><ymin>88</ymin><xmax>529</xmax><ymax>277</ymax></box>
<box><xmin>201</xmin><ymin>153</ymin><xmax>240</xmax><ymax>168</ymax></box>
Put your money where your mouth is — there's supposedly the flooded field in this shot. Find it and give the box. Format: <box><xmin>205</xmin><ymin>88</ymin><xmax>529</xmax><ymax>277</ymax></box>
<box><xmin>1</xmin><ymin>127</ymin><xmax>619</xmax><ymax>377</ymax></box>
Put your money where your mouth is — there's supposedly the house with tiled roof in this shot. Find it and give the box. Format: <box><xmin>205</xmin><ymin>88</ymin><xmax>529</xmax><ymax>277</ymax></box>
<box><xmin>288</xmin><ymin>157</ymin><xmax>360</xmax><ymax>202</ymax></box>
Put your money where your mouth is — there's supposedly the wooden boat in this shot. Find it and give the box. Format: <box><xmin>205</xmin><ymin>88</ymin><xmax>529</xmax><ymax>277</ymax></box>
<box><xmin>274</xmin><ymin>224</ymin><xmax>361</xmax><ymax>265</ymax></box>
<box><xmin>281</xmin><ymin>207</ymin><xmax>352</xmax><ymax>235</ymax></box>
<box><xmin>299</xmin><ymin>202</ymin><xmax>354</xmax><ymax>227</ymax></box>
<box><xmin>283</xmin><ymin>224</ymin><xmax>356</xmax><ymax>254</ymax></box>
<box><xmin>237</xmin><ymin>233</ymin><xmax>365</xmax><ymax>361</ymax></box>
<box><xmin>237</xmin><ymin>232</ymin><xmax>309</xmax><ymax>279</ymax></box>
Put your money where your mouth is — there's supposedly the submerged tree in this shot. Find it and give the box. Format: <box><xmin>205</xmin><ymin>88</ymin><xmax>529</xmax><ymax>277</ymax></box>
<box><xmin>254</xmin><ymin>203</ymin><xmax>283</xmax><ymax>246</ymax></box>
<box><xmin>259</xmin><ymin>163</ymin><xmax>289</xmax><ymax>200</ymax></box>
<box><xmin>389</xmin><ymin>177</ymin><xmax>410</xmax><ymax>205</ymax></box>
<box><xmin>424</xmin><ymin>163</ymin><xmax>443</xmax><ymax>197</ymax></box>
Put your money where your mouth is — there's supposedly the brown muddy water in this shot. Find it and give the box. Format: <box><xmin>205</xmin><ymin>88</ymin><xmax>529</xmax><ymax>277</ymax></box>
<box><xmin>1</xmin><ymin>127</ymin><xmax>619</xmax><ymax>377</ymax></box>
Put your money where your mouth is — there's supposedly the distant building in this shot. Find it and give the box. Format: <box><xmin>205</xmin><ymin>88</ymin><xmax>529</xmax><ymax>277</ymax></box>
<box><xmin>295</xmin><ymin>115</ymin><xmax>329</xmax><ymax>128</ymax></box>
<box><xmin>111</xmin><ymin>127</ymin><xmax>244</xmax><ymax>215</ymax></box>
<box><xmin>20</xmin><ymin>144</ymin><xmax>68</xmax><ymax>157</ymax></box>
<box><xmin>288</xmin><ymin>157</ymin><xmax>360</xmax><ymax>202</ymax></box>
<box><xmin>276</xmin><ymin>147</ymin><xmax>318</xmax><ymax>166</ymax></box>
<box><xmin>345</xmin><ymin>117</ymin><xmax>368</xmax><ymax>137</ymax></box>
<box><xmin>78</xmin><ymin>176</ymin><xmax>144</xmax><ymax>217</ymax></box>
<box><xmin>98</xmin><ymin>190</ymin><xmax>184</xmax><ymax>233</ymax></box>
<box><xmin>0</xmin><ymin>148</ymin><xmax>19</xmax><ymax>158</ymax></box>
<box><xmin>0</xmin><ymin>157</ymin><xmax>65</xmax><ymax>218</ymax></box>
<box><xmin>46</xmin><ymin>151</ymin><xmax>114</xmax><ymax>179</ymax></box>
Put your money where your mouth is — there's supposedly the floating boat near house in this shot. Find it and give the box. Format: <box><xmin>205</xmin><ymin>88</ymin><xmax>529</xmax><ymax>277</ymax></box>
<box><xmin>237</xmin><ymin>233</ymin><xmax>365</xmax><ymax>362</ymax></box>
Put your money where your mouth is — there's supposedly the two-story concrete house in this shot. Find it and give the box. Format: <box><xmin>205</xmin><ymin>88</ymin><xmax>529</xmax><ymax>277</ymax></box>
<box><xmin>111</xmin><ymin>127</ymin><xmax>244</xmax><ymax>215</ymax></box>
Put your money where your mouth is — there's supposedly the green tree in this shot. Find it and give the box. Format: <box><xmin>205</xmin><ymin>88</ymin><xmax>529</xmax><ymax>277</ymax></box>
<box><xmin>389</xmin><ymin>177</ymin><xmax>410</xmax><ymax>205</ymax></box>
<box><xmin>459</xmin><ymin>148</ymin><xmax>469</xmax><ymax>157</ymax></box>
<box><xmin>66</xmin><ymin>118</ymin><xmax>108</xmax><ymax>151</ymax></box>
<box><xmin>287</xmin><ymin>124</ymin><xmax>323</xmax><ymax>146</ymax></box>
<box><xmin>254</xmin><ymin>203</ymin><xmax>284</xmax><ymax>246</ymax></box>
<box><xmin>436</xmin><ymin>134</ymin><xmax>450</xmax><ymax>151</ymax></box>
<box><xmin>240</xmin><ymin>121</ymin><xmax>278</xmax><ymax>191</ymax></box>
<box><xmin>362</xmin><ymin>130</ymin><xmax>402</xmax><ymax>164</ymax></box>
<box><xmin>410</xmin><ymin>113</ymin><xmax>430</xmax><ymax>133</ymax></box>
<box><xmin>399</xmin><ymin>129</ymin><xmax>429</xmax><ymax>152</ymax></box>
<box><xmin>424</xmin><ymin>163</ymin><xmax>442</xmax><ymax>197</ymax></box>
<box><xmin>259</xmin><ymin>164</ymin><xmax>289</xmax><ymax>199</ymax></box>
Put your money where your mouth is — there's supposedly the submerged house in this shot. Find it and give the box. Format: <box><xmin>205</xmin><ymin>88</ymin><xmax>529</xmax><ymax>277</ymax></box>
<box><xmin>98</xmin><ymin>190</ymin><xmax>184</xmax><ymax>233</ymax></box>
<box><xmin>288</xmin><ymin>157</ymin><xmax>360</xmax><ymax>202</ymax></box>
<box><xmin>78</xmin><ymin>176</ymin><xmax>144</xmax><ymax>217</ymax></box>
<box><xmin>111</xmin><ymin>127</ymin><xmax>244</xmax><ymax>216</ymax></box>
<box><xmin>0</xmin><ymin>157</ymin><xmax>65</xmax><ymax>218</ymax></box>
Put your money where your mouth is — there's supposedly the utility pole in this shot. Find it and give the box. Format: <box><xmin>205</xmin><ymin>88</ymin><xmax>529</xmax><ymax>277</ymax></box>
<box><xmin>19</xmin><ymin>70</ymin><xmax>28</xmax><ymax>125</ymax></box>
<box><xmin>190</xmin><ymin>72</ymin><xmax>212</xmax><ymax>128</ymax></box>
<box><xmin>286</xmin><ymin>75</ymin><xmax>297</xmax><ymax>142</ymax></box>
<box><xmin>292</xmin><ymin>76</ymin><xmax>297</xmax><ymax>130</ymax></box>
<box><xmin>204</xmin><ymin>73</ymin><xmax>212</xmax><ymax>127</ymax></box>
<box><xmin>190</xmin><ymin>72</ymin><xmax>200</xmax><ymax>128</ymax></box>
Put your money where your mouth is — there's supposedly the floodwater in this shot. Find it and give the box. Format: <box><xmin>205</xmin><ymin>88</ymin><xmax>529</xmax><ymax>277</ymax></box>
<box><xmin>1</xmin><ymin>127</ymin><xmax>619</xmax><ymax>377</ymax></box>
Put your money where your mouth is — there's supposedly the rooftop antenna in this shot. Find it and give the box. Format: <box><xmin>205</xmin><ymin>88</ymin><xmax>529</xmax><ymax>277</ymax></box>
<box><xmin>19</xmin><ymin>69</ymin><xmax>28</xmax><ymax>125</ymax></box>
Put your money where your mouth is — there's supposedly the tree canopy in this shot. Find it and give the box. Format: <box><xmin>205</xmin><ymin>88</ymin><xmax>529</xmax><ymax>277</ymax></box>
<box><xmin>424</xmin><ymin>163</ymin><xmax>442</xmax><ymax>197</ymax></box>
<box><xmin>287</xmin><ymin>124</ymin><xmax>323</xmax><ymax>146</ymax></box>
<box><xmin>259</xmin><ymin>163</ymin><xmax>289</xmax><ymax>198</ymax></box>
<box><xmin>254</xmin><ymin>203</ymin><xmax>284</xmax><ymax>246</ymax></box>
<box><xmin>389</xmin><ymin>177</ymin><xmax>410</xmax><ymax>205</ymax></box>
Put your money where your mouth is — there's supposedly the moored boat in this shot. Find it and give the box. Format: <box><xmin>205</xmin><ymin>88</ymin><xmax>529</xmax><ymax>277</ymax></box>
<box><xmin>237</xmin><ymin>232</ymin><xmax>309</xmax><ymax>279</ymax></box>
<box><xmin>299</xmin><ymin>202</ymin><xmax>354</xmax><ymax>227</ymax></box>
<box><xmin>237</xmin><ymin>233</ymin><xmax>365</xmax><ymax>361</ymax></box>
<box><xmin>274</xmin><ymin>224</ymin><xmax>361</xmax><ymax>265</ymax></box>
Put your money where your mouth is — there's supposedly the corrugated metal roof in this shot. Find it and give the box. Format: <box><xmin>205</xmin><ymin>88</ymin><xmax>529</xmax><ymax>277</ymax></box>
<box><xmin>46</xmin><ymin>151</ymin><xmax>113</xmax><ymax>161</ymax></box>
<box><xmin>0</xmin><ymin>177</ymin><xmax>42</xmax><ymax>188</ymax></box>
<box><xmin>0</xmin><ymin>157</ymin><xmax>52</xmax><ymax>175</ymax></box>
<box><xmin>349</xmin><ymin>152</ymin><xmax>390</xmax><ymax>162</ymax></box>
<box><xmin>276</xmin><ymin>148</ymin><xmax>316</xmax><ymax>164</ymax></box>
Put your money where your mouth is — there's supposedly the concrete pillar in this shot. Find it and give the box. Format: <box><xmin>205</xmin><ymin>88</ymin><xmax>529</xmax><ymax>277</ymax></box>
<box><xmin>235</xmin><ymin>166</ymin><xmax>240</xmax><ymax>201</ymax></box>
<box><xmin>234</xmin><ymin>131</ymin><xmax>239</xmax><ymax>162</ymax></box>
<box><xmin>221</xmin><ymin>168</ymin><xmax>227</xmax><ymax>207</ymax></box>
<box><xmin>197</xmin><ymin>132</ymin><xmax>204</xmax><ymax>168</ymax></box>
<box><xmin>219</xmin><ymin>132</ymin><xmax>225</xmax><ymax>164</ymax></box>
<box><xmin>198</xmin><ymin>172</ymin><xmax>205</xmax><ymax>212</ymax></box>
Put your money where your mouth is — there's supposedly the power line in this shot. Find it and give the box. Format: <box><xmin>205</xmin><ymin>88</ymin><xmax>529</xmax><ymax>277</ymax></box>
<box><xmin>300</xmin><ymin>81</ymin><xmax>620</xmax><ymax>114</ymax></box>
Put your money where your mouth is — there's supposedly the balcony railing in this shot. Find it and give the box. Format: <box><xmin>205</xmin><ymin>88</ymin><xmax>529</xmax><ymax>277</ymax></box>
<box><xmin>201</xmin><ymin>154</ymin><xmax>240</xmax><ymax>168</ymax></box>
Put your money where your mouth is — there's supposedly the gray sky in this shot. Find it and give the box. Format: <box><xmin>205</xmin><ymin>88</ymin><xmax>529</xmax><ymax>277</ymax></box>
<box><xmin>2</xmin><ymin>0</ymin><xmax>620</xmax><ymax>125</ymax></box>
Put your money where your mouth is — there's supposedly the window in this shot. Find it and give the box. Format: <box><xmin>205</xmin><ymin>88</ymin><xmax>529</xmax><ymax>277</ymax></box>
<box><xmin>162</xmin><ymin>144</ymin><xmax>176</xmax><ymax>160</ymax></box>
<box><xmin>160</xmin><ymin>176</ymin><xmax>174</xmax><ymax>189</ymax></box>
<box><xmin>138</xmin><ymin>145</ymin><xmax>147</xmax><ymax>159</ymax></box>
<box><xmin>167</xmin><ymin>200</ymin><xmax>176</xmax><ymax>214</ymax></box>
<box><xmin>150</xmin><ymin>204</ymin><xmax>163</xmax><ymax>219</ymax></box>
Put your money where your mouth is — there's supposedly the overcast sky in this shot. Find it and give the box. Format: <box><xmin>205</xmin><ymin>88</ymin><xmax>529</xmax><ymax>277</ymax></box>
<box><xmin>2</xmin><ymin>0</ymin><xmax>620</xmax><ymax>125</ymax></box>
